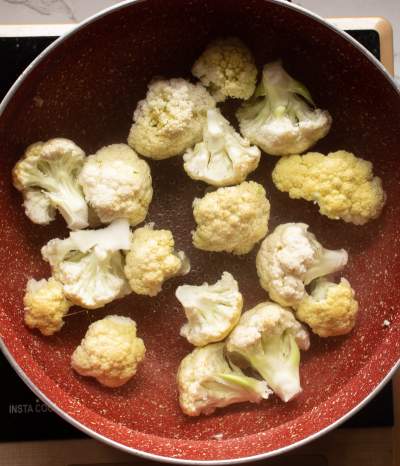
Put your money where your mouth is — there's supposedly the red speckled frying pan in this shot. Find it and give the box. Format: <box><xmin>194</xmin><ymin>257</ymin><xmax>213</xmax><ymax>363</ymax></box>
<box><xmin>0</xmin><ymin>0</ymin><xmax>399</xmax><ymax>463</ymax></box>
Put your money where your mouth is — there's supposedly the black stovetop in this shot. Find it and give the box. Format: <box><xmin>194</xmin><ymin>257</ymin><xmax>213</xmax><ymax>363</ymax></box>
<box><xmin>0</xmin><ymin>30</ymin><xmax>392</xmax><ymax>442</ymax></box>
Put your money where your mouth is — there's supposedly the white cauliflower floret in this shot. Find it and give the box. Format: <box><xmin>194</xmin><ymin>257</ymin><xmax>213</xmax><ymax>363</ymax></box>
<box><xmin>12</xmin><ymin>138</ymin><xmax>88</xmax><ymax>230</ymax></box>
<box><xmin>128</xmin><ymin>78</ymin><xmax>215</xmax><ymax>160</ymax></box>
<box><xmin>22</xmin><ymin>190</ymin><xmax>56</xmax><ymax>225</ymax></box>
<box><xmin>296</xmin><ymin>278</ymin><xmax>359</xmax><ymax>337</ymax></box>
<box><xmin>192</xmin><ymin>181</ymin><xmax>270</xmax><ymax>255</ymax></box>
<box><xmin>79</xmin><ymin>144</ymin><xmax>152</xmax><ymax>226</ymax></box>
<box><xmin>124</xmin><ymin>224</ymin><xmax>190</xmax><ymax>297</ymax></box>
<box><xmin>23</xmin><ymin>277</ymin><xmax>71</xmax><ymax>336</ymax></box>
<box><xmin>236</xmin><ymin>61</ymin><xmax>332</xmax><ymax>156</ymax></box>
<box><xmin>41</xmin><ymin>219</ymin><xmax>131</xmax><ymax>309</ymax></box>
<box><xmin>176</xmin><ymin>271</ymin><xmax>243</xmax><ymax>347</ymax></box>
<box><xmin>226</xmin><ymin>302</ymin><xmax>310</xmax><ymax>402</ymax></box>
<box><xmin>256</xmin><ymin>223</ymin><xmax>348</xmax><ymax>308</ymax></box>
<box><xmin>272</xmin><ymin>150</ymin><xmax>386</xmax><ymax>225</ymax></box>
<box><xmin>177</xmin><ymin>342</ymin><xmax>271</xmax><ymax>416</ymax></box>
<box><xmin>183</xmin><ymin>108</ymin><xmax>260</xmax><ymax>186</ymax></box>
<box><xmin>71</xmin><ymin>315</ymin><xmax>145</xmax><ymax>387</ymax></box>
<box><xmin>192</xmin><ymin>37</ymin><xmax>257</xmax><ymax>102</ymax></box>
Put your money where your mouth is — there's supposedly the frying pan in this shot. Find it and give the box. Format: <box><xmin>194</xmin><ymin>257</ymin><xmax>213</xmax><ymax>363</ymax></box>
<box><xmin>0</xmin><ymin>0</ymin><xmax>400</xmax><ymax>463</ymax></box>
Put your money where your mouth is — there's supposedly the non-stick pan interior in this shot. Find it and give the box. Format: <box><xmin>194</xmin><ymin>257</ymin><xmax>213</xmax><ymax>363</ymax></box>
<box><xmin>0</xmin><ymin>0</ymin><xmax>399</xmax><ymax>461</ymax></box>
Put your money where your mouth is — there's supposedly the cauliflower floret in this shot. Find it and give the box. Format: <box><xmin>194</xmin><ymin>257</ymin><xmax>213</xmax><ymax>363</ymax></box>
<box><xmin>124</xmin><ymin>224</ymin><xmax>190</xmax><ymax>297</ymax></box>
<box><xmin>191</xmin><ymin>37</ymin><xmax>257</xmax><ymax>102</ymax></box>
<box><xmin>183</xmin><ymin>108</ymin><xmax>260</xmax><ymax>186</ymax></box>
<box><xmin>23</xmin><ymin>277</ymin><xmax>71</xmax><ymax>336</ymax></box>
<box><xmin>296</xmin><ymin>278</ymin><xmax>358</xmax><ymax>337</ymax></box>
<box><xmin>192</xmin><ymin>181</ymin><xmax>270</xmax><ymax>255</ymax></box>
<box><xmin>256</xmin><ymin>223</ymin><xmax>348</xmax><ymax>308</ymax></box>
<box><xmin>12</xmin><ymin>138</ymin><xmax>88</xmax><ymax>230</ymax></box>
<box><xmin>78</xmin><ymin>144</ymin><xmax>152</xmax><ymax>226</ymax></box>
<box><xmin>41</xmin><ymin>219</ymin><xmax>131</xmax><ymax>309</ymax></box>
<box><xmin>177</xmin><ymin>342</ymin><xmax>271</xmax><ymax>416</ymax></box>
<box><xmin>272</xmin><ymin>150</ymin><xmax>386</xmax><ymax>225</ymax></box>
<box><xmin>71</xmin><ymin>315</ymin><xmax>145</xmax><ymax>387</ymax></box>
<box><xmin>22</xmin><ymin>190</ymin><xmax>56</xmax><ymax>225</ymax></box>
<box><xmin>176</xmin><ymin>271</ymin><xmax>243</xmax><ymax>346</ymax></box>
<box><xmin>226</xmin><ymin>302</ymin><xmax>310</xmax><ymax>402</ymax></box>
<box><xmin>236</xmin><ymin>61</ymin><xmax>332</xmax><ymax>156</ymax></box>
<box><xmin>127</xmin><ymin>78</ymin><xmax>215</xmax><ymax>160</ymax></box>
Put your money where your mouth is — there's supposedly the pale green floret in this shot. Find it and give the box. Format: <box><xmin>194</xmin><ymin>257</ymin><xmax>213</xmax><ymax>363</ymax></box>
<box><xmin>236</xmin><ymin>61</ymin><xmax>332</xmax><ymax>156</ymax></box>
<box><xmin>12</xmin><ymin>138</ymin><xmax>88</xmax><ymax>230</ymax></box>
<box><xmin>176</xmin><ymin>271</ymin><xmax>243</xmax><ymax>346</ymax></box>
<box><xmin>226</xmin><ymin>302</ymin><xmax>310</xmax><ymax>402</ymax></box>
<box><xmin>177</xmin><ymin>342</ymin><xmax>271</xmax><ymax>416</ymax></box>
<box><xmin>183</xmin><ymin>108</ymin><xmax>260</xmax><ymax>186</ymax></box>
<box><xmin>41</xmin><ymin>219</ymin><xmax>131</xmax><ymax>309</ymax></box>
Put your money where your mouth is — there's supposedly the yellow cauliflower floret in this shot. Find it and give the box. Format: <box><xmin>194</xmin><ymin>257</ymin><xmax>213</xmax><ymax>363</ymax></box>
<box><xmin>296</xmin><ymin>278</ymin><xmax>358</xmax><ymax>337</ymax></box>
<box><xmin>78</xmin><ymin>144</ymin><xmax>152</xmax><ymax>226</ymax></box>
<box><xmin>24</xmin><ymin>277</ymin><xmax>71</xmax><ymax>336</ymax></box>
<box><xmin>71</xmin><ymin>315</ymin><xmax>145</xmax><ymax>388</ymax></box>
<box><xmin>128</xmin><ymin>78</ymin><xmax>215</xmax><ymax>160</ymax></box>
<box><xmin>192</xmin><ymin>37</ymin><xmax>257</xmax><ymax>102</ymax></box>
<box><xmin>124</xmin><ymin>224</ymin><xmax>190</xmax><ymax>297</ymax></box>
<box><xmin>192</xmin><ymin>181</ymin><xmax>270</xmax><ymax>255</ymax></box>
<box><xmin>272</xmin><ymin>150</ymin><xmax>386</xmax><ymax>225</ymax></box>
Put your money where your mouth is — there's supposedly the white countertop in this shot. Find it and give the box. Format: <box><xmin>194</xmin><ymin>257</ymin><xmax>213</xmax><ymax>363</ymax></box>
<box><xmin>0</xmin><ymin>0</ymin><xmax>399</xmax><ymax>80</ymax></box>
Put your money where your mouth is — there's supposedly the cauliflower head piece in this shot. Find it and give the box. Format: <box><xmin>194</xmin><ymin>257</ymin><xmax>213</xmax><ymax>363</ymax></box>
<box><xmin>71</xmin><ymin>315</ymin><xmax>145</xmax><ymax>387</ymax></box>
<box><xmin>24</xmin><ymin>277</ymin><xmax>71</xmax><ymax>336</ymax></box>
<box><xmin>191</xmin><ymin>37</ymin><xmax>257</xmax><ymax>102</ymax></box>
<box><xmin>236</xmin><ymin>61</ymin><xmax>332</xmax><ymax>156</ymax></box>
<box><xmin>192</xmin><ymin>181</ymin><xmax>270</xmax><ymax>255</ymax></box>
<box><xmin>183</xmin><ymin>108</ymin><xmax>260</xmax><ymax>186</ymax></box>
<box><xmin>79</xmin><ymin>144</ymin><xmax>152</xmax><ymax>226</ymax></box>
<box><xmin>128</xmin><ymin>78</ymin><xmax>215</xmax><ymax>160</ymax></box>
<box><xmin>296</xmin><ymin>278</ymin><xmax>358</xmax><ymax>337</ymax></box>
<box><xmin>12</xmin><ymin>138</ymin><xmax>89</xmax><ymax>230</ymax></box>
<box><xmin>176</xmin><ymin>271</ymin><xmax>243</xmax><ymax>347</ymax></box>
<box><xmin>41</xmin><ymin>219</ymin><xmax>131</xmax><ymax>309</ymax></box>
<box><xmin>177</xmin><ymin>342</ymin><xmax>271</xmax><ymax>416</ymax></box>
<box><xmin>272</xmin><ymin>150</ymin><xmax>386</xmax><ymax>225</ymax></box>
<box><xmin>124</xmin><ymin>224</ymin><xmax>190</xmax><ymax>297</ymax></box>
<box><xmin>226</xmin><ymin>302</ymin><xmax>310</xmax><ymax>402</ymax></box>
<box><xmin>256</xmin><ymin>223</ymin><xmax>348</xmax><ymax>308</ymax></box>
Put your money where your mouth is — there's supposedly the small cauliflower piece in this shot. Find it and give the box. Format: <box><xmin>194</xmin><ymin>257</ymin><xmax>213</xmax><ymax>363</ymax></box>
<box><xmin>192</xmin><ymin>181</ymin><xmax>270</xmax><ymax>255</ymax></box>
<box><xmin>23</xmin><ymin>277</ymin><xmax>71</xmax><ymax>336</ymax></box>
<box><xmin>236</xmin><ymin>61</ymin><xmax>332</xmax><ymax>156</ymax></box>
<box><xmin>176</xmin><ymin>271</ymin><xmax>243</xmax><ymax>346</ymax></box>
<box><xmin>128</xmin><ymin>78</ymin><xmax>215</xmax><ymax>160</ymax></box>
<box><xmin>79</xmin><ymin>144</ymin><xmax>152</xmax><ymax>226</ymax></box>
<box><xmin>71</xmin><ymin>315</ymin><xmax>145</xmax><ymax>388</ymax></box>
<box><xmin>41</xmin><ymin>219</ymin><xmax>131</xmax><ymax>309</ymax></box>
<box><xmin>296</xmin><ymin>278</ymin><xmax>358</xmax><ymax>337</ymax></box>
<box><xmin>256</xmin><ymin>223</ymin><xmax>348</xmax><ymax>308</ymax></box>
<box><xmin>124</xmin><ymin>224</ymin><xmax>190</xmax><ymax>297</ymax></box>
<box><xmin>192</xmin><ymin>37</ymin><xmax>257</xmax><ymax>102</ymax></box>
<box><xmin>272</xmin><ymin>150</ymin><xmax>386</xmax><ymax>225</ymax></box>
<box><xmin>226</xmin><ymin>302</ymin><xmax>310</xmax><ymax>402</ymax></box>
<box><xmin>183</xmin><ymin>108</ymin><xmax>260</xmax><ymax>186</ymax></box>
<box><xmin>12</xmin><ymin>138</ymin><xmax>88</xmax><ymax>230</ymax></box>
<box><xmin>177</xmin><ymin>342</ymin><xmax>271</xmax><ymax>416</ymax></box>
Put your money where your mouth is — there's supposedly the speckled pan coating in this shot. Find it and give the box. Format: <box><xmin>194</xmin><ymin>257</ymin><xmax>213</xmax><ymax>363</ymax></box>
<box><xmin>0</xmin><ymin>0</ymin><xmax>399</xmax><ymax>463</ymax></box>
